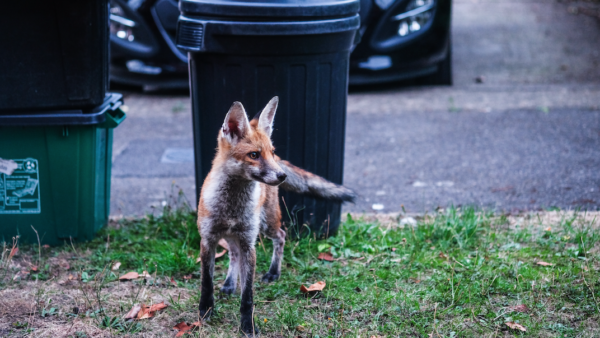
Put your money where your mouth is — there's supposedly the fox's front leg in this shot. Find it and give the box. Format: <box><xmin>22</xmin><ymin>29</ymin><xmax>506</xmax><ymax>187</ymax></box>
<box><xmin>239</xmin><ymin>241</ymin><xmax>259</xmax><ymax>335</ymax></box>
<box><xmin>199</xmin><ymin>237</ymin><xmax>217</xmax><ymax>320</ymax></box>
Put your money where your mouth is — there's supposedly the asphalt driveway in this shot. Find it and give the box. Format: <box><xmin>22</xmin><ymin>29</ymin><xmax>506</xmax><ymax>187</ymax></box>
<box><xmin>110</xmin><ymin>0</ymin><xmax>600</xmax><ymax>216</ymax></box>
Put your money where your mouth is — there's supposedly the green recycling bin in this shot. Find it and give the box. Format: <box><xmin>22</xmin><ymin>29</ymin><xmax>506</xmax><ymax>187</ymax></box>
<box><xmin>0</xmin><ymin>93</ymin><xmax>125</xmax><ymax>246</ymax></box>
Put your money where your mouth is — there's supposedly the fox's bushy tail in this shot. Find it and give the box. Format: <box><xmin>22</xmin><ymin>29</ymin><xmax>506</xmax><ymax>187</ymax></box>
<box><xmin>278</xmin><ymin>160</ymin><xmax>356</xmax><ymax>202</ymax></box>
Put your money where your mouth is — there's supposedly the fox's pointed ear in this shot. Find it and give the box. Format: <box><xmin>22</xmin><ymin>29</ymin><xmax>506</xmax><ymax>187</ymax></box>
<box><xmin>258</xmin><ymin>96</ymin><xmax>278</xmax><ymax>137</ymax></box>
<box><xmin>221</xmin><ymin>101</ymin><xmax>250</xmax><ymax>145</ymax></box>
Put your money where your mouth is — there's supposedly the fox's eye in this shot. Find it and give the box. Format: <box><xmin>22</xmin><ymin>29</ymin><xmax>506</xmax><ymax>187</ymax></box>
<box><xmin>248</xmin><ymin>152</ymin><xmax>259</xmax><ymax>160</ymax></box>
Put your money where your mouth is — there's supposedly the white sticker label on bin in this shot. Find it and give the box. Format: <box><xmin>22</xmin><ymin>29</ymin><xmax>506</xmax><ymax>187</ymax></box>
<box><xmin>0</xmin><ymin>158</ymin><xmax>41</xmax><ymax>214</ymax></box>
<box><xmin>0</xmin><ymin>158</ymin><xmax>18</xmax><ymax>175</ymax></box>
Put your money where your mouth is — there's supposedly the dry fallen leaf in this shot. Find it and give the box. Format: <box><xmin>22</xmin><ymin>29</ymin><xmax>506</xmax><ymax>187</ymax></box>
<box><xmin>174</xmin><ymin>321</ymin><xmax>202</xmax><ymax>337</ymax></box>
<box><xmin>218</xmin><ymin>238</ymin><xmax>229</xmax><ymax>250</ymax></box>
<box><xmin>124</xmin><ymin>304</ymin><xmax>142</xmax><ymax>319</ymax></box>
<box><xmin>148</xmin><ymin>301</ymin><xmax>168</xmax><ymax>312</ymax></box>
<box><xmin>439</xmin><ymin>252</ymin><xmax>448</xmax><ymax>259</ymax></box>
<box><xmin>119</xmin><ymin>271</ymin><xmax>139</xmax><ymax>280</ymax></box>
<box><xmin>296</xmin><ymin>325</ymin><xmax>306</xmax><ymax>332</ymax></box>
<box><xmin>317</xmin><ymin>252</ymin><xmax>334</xmax><ymax>261</ymax></box>
<box><xmin>215</xmin><ymin>250</ymin><xmax>227</xmax><ymax>259</ymax></box>
<box><xmin>137</xmin><ymin>305</ymin><xmax>153</xmax><ymax>320</ymax></box>
<box><xmin>300</xmin><ymin>281</ymin><xmax>326</xmax><ymax>293</ymax></box>
<box><xmin>30</xmin><ymin>265</ymin><xmax>38</xmax><ymax>272</ymax></box>
<box><xmin>170</xmin><ymin>276</ymin><xmax>178</xmax><ymax>287</ymax></box>
<box><xmin>536</xmin><ymin>261</ymin><xmax>554</xmax><ymax>266</ymax></box>
<box><xmin>506</xmin><ymin>322</ymin><xmax>527</xmax><ymax>332</ymax></box>
<box><xmin>112</xmin><ymin>262</ymin><xmax>121</xmax><ymax>270</ymax></box>
<box><xmin>136</xmin><ymin>302</ymin><xmax>168</xmax><ymax>320</ymax></box>
<box><xmin>511</xmin><ymin>304</ymin><xmax>529</xmax><ymax>313</ymax></box>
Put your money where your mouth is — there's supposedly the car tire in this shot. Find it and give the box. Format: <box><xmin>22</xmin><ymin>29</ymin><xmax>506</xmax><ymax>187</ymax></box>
<box><xmin>420</xmin><ymin>44</ymin><xmax>452</xmax><ymax>86</ymax></box>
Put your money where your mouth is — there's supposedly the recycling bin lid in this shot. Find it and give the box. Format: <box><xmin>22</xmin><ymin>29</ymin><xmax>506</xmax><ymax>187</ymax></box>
<box><xmin>0</xmin><ymin>93</ymin><xmax>123</xmax><ymax>126</ymax></box>
<box><xmin>179</xmin><ymin>0</ymin><xmax>360</xmax><ymax>19</ymax></box>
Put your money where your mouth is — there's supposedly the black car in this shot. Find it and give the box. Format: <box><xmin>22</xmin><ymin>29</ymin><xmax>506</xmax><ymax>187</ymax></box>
<box><xmin>109</xmin><ymin>0</ymin><xmax>451</xmax><ymax>90</ymax></box>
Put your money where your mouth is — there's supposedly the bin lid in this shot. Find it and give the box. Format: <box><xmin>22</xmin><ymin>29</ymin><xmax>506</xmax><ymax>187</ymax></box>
<box><xmin>0</xmin><ymin>93</ymin><xmax>123</xmax><ymax>126</ymax></box>
<box><xmin>179</xmin><ymin>0</ymin><xmax>360</xmax><ymax>19</ymax></box>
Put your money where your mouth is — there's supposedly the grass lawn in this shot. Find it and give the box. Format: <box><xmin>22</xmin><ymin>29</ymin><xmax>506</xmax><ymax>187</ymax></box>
<box><xmin>1</xmin><ymin>202</ymin><xmax>599</xmax><ymax>337</ymax></box>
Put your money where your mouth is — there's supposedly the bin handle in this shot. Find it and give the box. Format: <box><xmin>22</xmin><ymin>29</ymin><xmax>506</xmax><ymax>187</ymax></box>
<box><xmin>102</xmin><ymin>108</ymin><xmax>127</xmax><ymax>129</ymax></box>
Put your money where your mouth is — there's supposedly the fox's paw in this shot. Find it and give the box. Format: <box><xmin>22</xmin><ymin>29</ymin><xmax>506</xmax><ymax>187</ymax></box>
<box><xmin>220</xmin><ymin>284</ymin><xmax>236</xmax><ymax>296</ymax></box>
<box><xmin>198</xmin><ymin>305</ymin><xmax>213</xmax><ymax>320</ymax></box>
<box><xmin>261</xmin><ymin>272</ymin><xmax>280</xmax><ymax>283</ymax></box>
<box><xmin>240</xmin><ymin>318</ymin><xmax>260</xmax><ymax>336</ymax></box>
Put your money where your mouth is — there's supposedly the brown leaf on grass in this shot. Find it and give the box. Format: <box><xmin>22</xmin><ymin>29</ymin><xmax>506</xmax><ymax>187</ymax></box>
<box><xmin>123</xmin><ymin>304</ymin><xmax>142</xmax><ymax>319</ymax></box>
<box><xmin>112</xmin><ymin>262</ymin><xmax>121</xmax><ymax>270</ymax></box>
<box><xmin>173</xmin><ymin>322</ymin><xmax>190</xmax><ymax>331</ymax></box>
<box><xmin>174</xmin><ymin>321</ymin><xmax>202</xmax><ymax>337</ymax></box>
<box><xmin>137</xmin><ymin>305</ymin><xmax>153</xmax><ymax>320</ymax></box>
<box><xmin>511</xmin><ymin>304</ymin><xmax>529</xmax><ymax>313</ymax></box>
<box><xmin>296</xmin><ymin>325</ymin><xmax>306</xmax><ymax>332</ymax></box>
<box><xmin>136</xmin><ymin>302</ymin><xmax>168</xmax><ymax>320</ymax></box>
<box><xmin>170</xmin><ymin>277</ymin><xmax>178</xmax><ymax>287</ymax></box>
<box><xmin>317</xmin><ymin>252</ymin><xmax>334</xmax><ymax>261</ymax></box>
<box><xmin>119</xmin><ymin>271</ymin><xmax>139</xmax><ymax>280</ymax></box>
<box><xmin>438</xmin><ymin>252</ymin><xmax>448</xmax><ymax>259</ymax></box>
<box><xmin>536</xmin><ymin>261</ymin><xmax>554</xmax><ymax>266</ymax></box>
<box><xmin>149</xmin><ymin>301</ymin><xmax>168</xmax><ymax>312</ymax></box>
<box><xmin>300</xmin><ymin>281</ymin><xmax>326</xmax><ymax>293</ymax></box>
<box><xmin>218</xmin><ymin>238</ymin><xmax>229</xmax><ymax>250</ymax></box>
<box><xmin>505</xmin><ymin>322</ymin><xmax>527</xmax><ymax>331</ymax></box>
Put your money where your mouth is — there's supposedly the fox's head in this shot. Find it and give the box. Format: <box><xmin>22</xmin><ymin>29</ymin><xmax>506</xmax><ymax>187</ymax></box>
<box><xmin>217</xmin><ymin>96</ymin><xmax>287</xmax><ymax>186</ymax></box>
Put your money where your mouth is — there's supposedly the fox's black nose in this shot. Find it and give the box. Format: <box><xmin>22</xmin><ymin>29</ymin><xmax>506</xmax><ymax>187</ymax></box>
<box><xmin>277</xmin><ymin>172</ymin><xmax>287</xmax><ymax>182</ymax></box>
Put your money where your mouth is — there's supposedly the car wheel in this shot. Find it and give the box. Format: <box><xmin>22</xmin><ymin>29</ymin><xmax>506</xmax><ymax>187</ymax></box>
<box><xmin>420</xmin><ymin>44</ymin><xmax>452</xmax><ymax>86</ymax></box>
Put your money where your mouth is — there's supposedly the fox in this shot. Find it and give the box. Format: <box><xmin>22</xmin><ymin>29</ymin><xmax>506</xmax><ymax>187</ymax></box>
<box><xmin>196</xmin><ymin>96</ymin><xmax>355</xmax><ymax>335</ymax></box>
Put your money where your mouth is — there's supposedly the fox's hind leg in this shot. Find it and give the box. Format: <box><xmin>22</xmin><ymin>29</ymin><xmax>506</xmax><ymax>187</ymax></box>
<box><xmin>261</xmin><ymin>226</ymin><xmax>286</xmax><ymax>283</ymax></box>
<box><xmin>220</xmin><ymin>239</ymin><xmax>240</xmax><ymax>295</ymax></box>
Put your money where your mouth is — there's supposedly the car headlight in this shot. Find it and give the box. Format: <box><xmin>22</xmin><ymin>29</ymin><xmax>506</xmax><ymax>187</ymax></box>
<box><xmin>393</xmin><ymin>0</ymin><xmax>434</xmax><ymax>37</ymax></box>
<box><xmin>370</xmin><ymin>0</ymin><xmax>437</xmax><ymax>51</ymax></box>
<box><xmin>110</xmin><ymin>3</ymin><xmax>137</xmax><ymax>42</ymax></box>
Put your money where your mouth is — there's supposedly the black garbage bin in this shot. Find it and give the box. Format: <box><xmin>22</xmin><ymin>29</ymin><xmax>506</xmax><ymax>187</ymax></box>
<box><xmin>176</xmin><ymin>0</ymin><xmax>360</xmax><ymax>236</ymax></box>
<box><xmin>0</xmin><ymin>0</ymin><xmax>109</xmax><ymax>112</ymax></box>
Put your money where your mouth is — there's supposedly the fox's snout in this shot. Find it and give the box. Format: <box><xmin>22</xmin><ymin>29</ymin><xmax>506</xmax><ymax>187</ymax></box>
<box><xmin>277</xmin><ymin>172</ymin><xmax>287</xmax><ymax>182</ymax></box>
<box><xmin>255</xmin><ymin>167</ymin><xmax>287</xmax><ymax>186</ymax></box>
